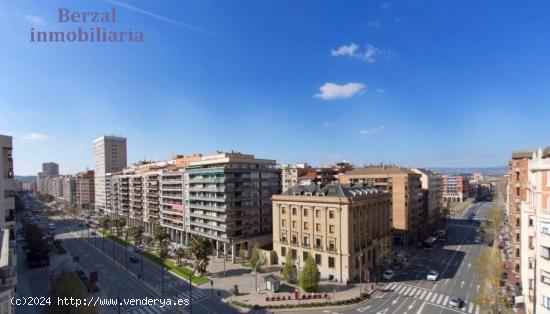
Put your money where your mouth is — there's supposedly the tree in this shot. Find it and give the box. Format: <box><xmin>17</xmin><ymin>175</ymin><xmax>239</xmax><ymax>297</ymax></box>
<box><xmin>99</xmin><ymin>216</ymin><xmax>111</xmax><ymax>233</ymax></box>
<box><xmin>153</xmin><ymin>226</ymin><xmax>170</xmax><ymax>248</ymax></box>
<box><xmin>282</xmin><ymin>253</ymin><xmax>296</xmax><ymax>284</ymax></box>
<box><xmin>134</xmin><ymin>226</ymin><xmax>144</xmax><ymax>246</ymax></box>
<box><xmin>112</xmin><ymin>219</ymin><xmax>125</xmax><ymax>237</ymax></box>
<box><xmin>300</xmin><ymin>256</ymin><xmax>320</xmax><ymax>292</ymax></box>
<box><xmin>175</xmin><ymin>247</ymin><xmax>186</xmax><ymax>265</ymax></box>
<box><xmin>249</xmin><ymin>242</ymin><xmax>265</xmax><ymax>272</ymax></box>
<box><xmin>473</xmin><ymin>248</ymin><xmax>508</xmax><ymax>313</ymax></box>
<box><xmin>187</xmin><ymin>235</ymin><xmax>212</xmax><ymax>274</ymax></box>
<box><xmin>48</xmin><ymin>272</ymin><xmax>98</xmax><ymax>314</ymax></box>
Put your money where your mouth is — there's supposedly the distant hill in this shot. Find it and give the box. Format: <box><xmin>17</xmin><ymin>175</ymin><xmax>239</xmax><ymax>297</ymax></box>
<box><xmin>15</xmin><ymin>175</ymin><xmax>37</xmax><ymax>182</ymax></box>
<box><xmin>428</xmin><ymin>166</ymin><xmax>507</xmax><ymax>175</ymax></box>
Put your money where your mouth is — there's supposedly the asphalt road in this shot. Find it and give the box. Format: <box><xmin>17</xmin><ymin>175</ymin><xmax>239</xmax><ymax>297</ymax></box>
<box><xmin>55</xmin><ymin>219</ymin><xmax>238</xmax><ymax>314</ymax></box>
<box><xmin>296</xmin><ymin>201</ymin><xmax>494</xmax><ymax>314</ymax></box>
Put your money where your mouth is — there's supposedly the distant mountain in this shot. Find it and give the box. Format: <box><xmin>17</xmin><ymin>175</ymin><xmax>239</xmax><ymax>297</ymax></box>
<box><xmin>15</xmin><ymin>175</ymin><xmax>37</xmax><ymax>182</ymax></box>
<box><xmin>428</xmin><ymin>166</ymin><xmax>507</xmax><ymax>175</ymax></box>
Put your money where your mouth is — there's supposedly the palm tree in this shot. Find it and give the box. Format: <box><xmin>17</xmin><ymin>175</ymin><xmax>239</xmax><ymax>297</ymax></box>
<box><xmin>175</xmin><ymin>247</ymin><xmax>186</xmax><ymax>265</ymax></box>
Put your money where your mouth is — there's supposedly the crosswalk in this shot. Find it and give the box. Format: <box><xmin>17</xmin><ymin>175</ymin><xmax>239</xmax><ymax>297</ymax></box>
<box><xmin>386</xmin><ymin>283</ymin><xmax>480</xmax><ymax>314</ymax></box>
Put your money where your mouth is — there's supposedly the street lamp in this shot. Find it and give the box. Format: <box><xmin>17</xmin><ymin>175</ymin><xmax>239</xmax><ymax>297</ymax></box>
<box><xmin>358</xmin><ymin>253</ymin><xmax>363</xmax><ymax>296</ymax></box>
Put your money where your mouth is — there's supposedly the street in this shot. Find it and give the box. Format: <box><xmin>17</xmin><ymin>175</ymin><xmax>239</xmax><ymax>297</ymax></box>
<box><xmin>296</xmin><ymin>201</ymin><xmax>493</xmax><ymax>314</ymax></box>
<box><xmin>54</xmin><ymin>218</ymin><xmax>238</xmax><ymax>314</ymax></box>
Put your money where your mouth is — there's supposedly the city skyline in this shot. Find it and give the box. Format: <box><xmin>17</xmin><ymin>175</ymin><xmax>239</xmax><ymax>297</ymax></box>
<box><xmin>2</xmin><ymin>0</ymin><xmax>550</xmax><ymax>174</ymax></box>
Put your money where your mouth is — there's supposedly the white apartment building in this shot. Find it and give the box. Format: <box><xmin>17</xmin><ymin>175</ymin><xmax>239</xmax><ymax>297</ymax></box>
<box><xmin>519</xmin><ymin>147</ymin><xmax>550</xmax><ymax>313</ymax></box>
<box><xmin>281</xmin><ymin>163</ymin><xmax>309</xmax><ymax>192</ymax></box>
<box><xmin>411</xmin><ymin>168</ymin><xmax>442</xmax><ymax>230</ymax></box>
<box><xmin>0</xmin><ymin>135</ymin><xmax>17</xmax><ymax>314</ymax></box>
<box><xmin>93</xmin><ymin>136</ymin><xmax>127</xmax><ymax>214</ymax></box>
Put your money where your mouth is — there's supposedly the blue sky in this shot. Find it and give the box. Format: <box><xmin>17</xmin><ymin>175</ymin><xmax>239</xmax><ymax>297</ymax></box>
<box><xmin>1</xmin><ymin>0</ymin><xmax>550</xmax><ymax>175</ymax></box>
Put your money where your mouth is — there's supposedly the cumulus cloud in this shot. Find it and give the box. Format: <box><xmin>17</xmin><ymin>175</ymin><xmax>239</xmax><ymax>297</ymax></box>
<box><xmin>331</xmin><ymin>42</ymin><xmax>386</xmax><ymax>63</ymax></box>
<box><xmin>359</xmin><ymin>125</ymin><xmax>385</xmax><ymax>135</ymax></box>
<box><xmin>25</xmin><ymin>14</ymin><xmax>45</xmax><ymax>26</ymax></box>
<box><xmin>21</xmin><ymin>132</ymin><xmax>48</xmax><ymax>143</ymax></box>
<box><xmin>315</xmin><ymin>82</ymin><xmax>366</xmax><ymax>101</ymax></box>
<box><xmin>330</xmin><ymin>43</ymin><xmax>359</xmax><ymax>57</ymax></box>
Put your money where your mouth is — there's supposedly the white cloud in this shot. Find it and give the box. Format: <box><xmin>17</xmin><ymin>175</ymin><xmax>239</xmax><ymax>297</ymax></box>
<box><xmin>359</xmin><ymin>125</ymin><xmax>385</xmax><ymax>135</ymax></box>
<box><xmin>368</xmin><ymin>20</ymin><xmax>381</xmax><ymax>28</ymax></box>
<box><xmin>331</xmin><ymin>43</ymin><xmax>386</xmax><ymax>63</ymax></box>
<box><xmin>322</xmin><ymin>121</ymin><xmax>335</xmax><ymax>128</ymax></box>
<box><xmin>315</xmin><ymin>82</ymin><xmax>366</xmax><ymax>101</ymax></box>
<box><xmin>21</xmin><ymin>132</ymin><xmax>48</xmax><ymax>143</ymax></box>
<box><xmin>330</xmin><ymin>43</ymin><xmax>359</xmax><ymax>57</ymax></box>
<box><xmin>376</xmin><ymin>88</ymin><xmax>386</xmax><ymax>94</ymax></box>
<box><xmin>25</xmin><ymin>14</ymin><xmax>45</xmax><ymax>26</ymax></box>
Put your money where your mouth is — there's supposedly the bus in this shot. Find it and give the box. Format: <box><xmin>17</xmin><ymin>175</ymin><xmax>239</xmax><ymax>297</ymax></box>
<box><xmin>423</xmin><ymin>236</ymin><xmax>438</xmax><ymax>250</ymax></box>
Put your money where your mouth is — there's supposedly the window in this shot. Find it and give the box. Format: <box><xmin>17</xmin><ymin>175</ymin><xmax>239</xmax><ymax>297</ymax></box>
<box><xmin>303</xmin><ymin>235</ymin><xmax>310</xmax><ymax>246</ymax></box>
<box><xmin>544</xmin><ymin>295</ymin><xmax>550</xmax><ymax>310</ymax></box>
<box><xmin>329</xmin><ymin>240</ymin><xmax>336</xmax><ymax>252</ymax></box>
<box><xmin>303</xmin><ymin>251</ymin><xmax>309</xmax><ymax>261</ymax></box>
<box><xmin>281</xmin><ymin>246</ymin><xmax>286</xmax><ymax>257</ymax></box>
<box><xmin>281</xmin><ymin>232</ymin><xmax>287</xmax><ymax>243</ymax></box>
<box><xmin>282</xmin><ymin>219</ymin><xmax>286</xmax><ymax>227</ymax></box>
<box><xmin>529</xmin><ymin>236</ymin><xmax>535</xmax><ymax>249</ymax></box>
<box><xmin>315</xmin><ymin>254</ymin><xmax>321</xmax><ymax>265</ymax></box>
<box><xmin>292</xmin><ymin>221</ymin><xmax>297</xmax><ymax>228</ymax></box>
<box><xmin>529</xmin><ymin>217</ymin><xmax>534</xmax><ymax>227</ymax></box>
<box><xmin>329</xmin><ymin>225</ymin><xmax>335</xmax><ymax>233</ymax></box>
<box><xmin>541</xmin><ymin>246</ymin><xmax>550</xmax><ymax>259</ymax></box>
<box><xmin>329</xmin><ymin>211</ymin><xmax>335</xmax><ymax>219</ymax></box>
<box><xmin>291</xmin><ymin>249</ymin><xmax>297</xmax><ymax>258</ymax></box>
<box><xmin>316</xmin><ymin>224</ymin><xmax>321</xmax><ymax>232</ymax></box>
<box><xmin>281</xmin><ymin>207</ymin><xmax>286</xmax><ymax>215</ymax></box>
<box><xmin>292</xmin><ymin>235</ymin><xmax>298</xmax><ymax>245</ymax></box>
<box><xmin>315</xmin><ymin>238</ymin><xmax>322</xmax><ymax>249</ymax></box>
<box><xmin>304</xmin><ymin>222</ymin><xmax>309</xmax><ymax>230</ymax></box>
<box><xmin>529</xmin><ymin>259</ymin><xmax>535</xmax><ymax>269</ymax></box>
<box><xmin>541</xmin><ymin>221</ymin><xmax>550</xmax><ymax>235</ymax></box>
<box><xmin>315</xmin><ymin>210</ymin><xmax>321</xmax><ymax>218</ymax></box>
<box><xmin>543</xmin><ymin>270</ymin><xmax>550</xmax><ymax>285</ymax></box>
<box><xmin>516</xmin><ymin>218</ymin><xmax>520</xmax><ymax>227</ymax></box>
<box><xmin>516</xmin><ymin>187</ymin><xmax>520</xmax><ymax>197</ymax></box>
<box><xmin>328</xmin><ymin>257</ymin><xmax>335</xmax><ymax>268</ymax></box>
<box><xmin>304</xmin><ymin>208</ymin><xmax>309</xmax><ymax>217</ymax></box>
<box><xmin>292</xmin><ymin>207</ymin><xmax>297</xmax><ymax>215</ymax></box>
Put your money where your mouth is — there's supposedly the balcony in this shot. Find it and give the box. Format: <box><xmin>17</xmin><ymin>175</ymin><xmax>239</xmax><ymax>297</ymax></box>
<box><xmin>189</xmin><ymin>212</ymin><xmax>227</xmax><ymax>222</ymax></box>
<box><xmin>188</xmin><ymin>203</ymin><xmax>227</xmax><ymax>213</ymax></box>
<box><xmin>190</xmin><ymin>220</ymin><xmax>226</xmax><ymax>232</ymax></box>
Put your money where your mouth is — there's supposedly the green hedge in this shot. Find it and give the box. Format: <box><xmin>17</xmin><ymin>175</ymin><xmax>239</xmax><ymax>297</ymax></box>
<box><xmin>141</xmin><ymin>251</ymin><xmax>209</xmax><ymax>285</ymax></box>
<box><xmin>232</xmin><ymin>293</ymin><xmax>370</xmax><ymax>310</ymax></box>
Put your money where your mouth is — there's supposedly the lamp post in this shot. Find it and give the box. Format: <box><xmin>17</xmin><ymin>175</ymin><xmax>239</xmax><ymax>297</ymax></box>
<box><xmin>358</xmin><ymin>253</ymin><xmax>363</xmax><ymax>296</ymax></box>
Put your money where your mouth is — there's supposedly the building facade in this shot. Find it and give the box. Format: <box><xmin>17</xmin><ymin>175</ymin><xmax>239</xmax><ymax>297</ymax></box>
<box><xmin>411</xmin><ymin>168</ymin><xmax>442</xmax><ymax>231</ymax></box>
<box><xmin>76</xmin><ymin>170</ymin><xmax>95</xmax><ymax>209</ymax></box>
<box><xmin>517</xmin><ymin>147</ymin><xmax>550</xmax><ymax>313</ymax></box>
<box><xmin>93</xmin><ymin>136</ymin><xmax>127</xmax><ymax>214</ymax></box>
<box><xmin>441</xmin><ymin>175</ymin><xmax>469</xmax><ymax>203</ymax></box>
<box><xmin>186</xmin><ymin>152</ymin><xmax>281</xmax><ymax>261</ymax></box>
<box><xmin>42</xmin><ymin>162</ymin><xmax>59</xmax><ymax>177</ymax></box>
<box><xmin>272</xmin><ymin>183</ymin><xmax>392</xmax><ymax>283</ymax></box>
<box><xmin>0</xmin><ymin>135</ymin><xmax>17</xmax><ymax>314</ymax></box>
<box><xmin>281</xmin><ymin>163</ymin><xmax>310</xmax><ymax>192</ymax></box>
<box><xmin>340</xmin><ymin>166</ymin><xmax>424</xmax><ymax>245</ymax></box>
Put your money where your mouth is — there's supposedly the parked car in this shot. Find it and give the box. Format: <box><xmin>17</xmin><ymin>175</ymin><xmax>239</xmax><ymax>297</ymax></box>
<box><xmin>474</xmin><ymin>236</ymin><xmax>482</xmax><ymax>244</ymax></box>
<box><xmin>382</xmin><ymin>270</ymin><xmax>395</xmax><ymax>280</ymax></box>
<box><xmin>449</xmin><ymin>296</ymin><xmax>464</xmax><ymax>308</ymax></box>
<box><xmin>426</xmin><ymin>270</ymin><xmax>439</xmax><ymax>281</ymax></box>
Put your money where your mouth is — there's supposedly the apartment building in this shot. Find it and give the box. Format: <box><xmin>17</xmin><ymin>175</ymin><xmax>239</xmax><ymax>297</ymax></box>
<box><xmin>517</xmin><ymin>147</ymin><xmax>550</xmax><ymax>313</ymax></box>
<box><xmin>508</xmin><ymin>150</ymin><xmax>534</xmax><ymax>279</ymax></box>
<box><xmin>281</xmin><ymin>163</ymin><xmax>310</xmax><ymax>192</ymax></box>
<box><xmin>22</xmin><ymin>181</ymin><xmax>36</xmax><ymax>193</ymax></box>
<box><xmin>93</xmin><ymin>136</ymin><xmax>127</xmax><ymax>214</ymax></box>
<box><xmin>441</xmin><ymin>175</ymin><xmax>469</xmax><ymax>203</ymax></box>
<box><xmin>61</xmin><ymin>176</ymin><xmax>76</xmax><ymax>204</ymax></box>
<box><xmin>185</xmin><ymin>152</ymin><xmax>281</xmax><ymax>261</ymax></box>
<box><xmin>0</xmin><ymin>135</ymin><xmax>17</xmax><ymax>314</ymax></box>
<box><xmin>411</xmin><ymin>168</ymin><xmax>443</xmax><ymax>231</ymax></box>
<box><xmin>340</xmin><ymin>166</ymin><xmax>424</xmax><ymax>245</ymax></box>
<box><xmin>42</xmin><ymin>162</ymin><xmax>59</xmax><ymax>177</ymax></box>
<box><xmin>272</xmin><ymin>183</ymin><xmax>391</xmax><ymax>282</ymax></box>
<box><xmin>75</xmin><ymin>170</ymin><xmax>94</xmax><ymax>209</ymax></box>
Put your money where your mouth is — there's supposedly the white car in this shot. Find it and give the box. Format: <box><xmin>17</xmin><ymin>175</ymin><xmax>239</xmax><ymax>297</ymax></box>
<box><xmin>382</xmin><ymin>270</ymin><xmax>395</xmax><ymax>280</ymax></box>
<box><xmin>426</xmin><ymin>270</ymin><xmax>439</xmax><ymax>281</ymax></box>
<box><xmin>449</xmin><ymin>296</ymin><xmax>464</xmax><ymax>308</ymax></box>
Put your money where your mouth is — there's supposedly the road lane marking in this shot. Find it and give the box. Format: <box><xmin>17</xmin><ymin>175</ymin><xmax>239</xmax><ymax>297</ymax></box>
<box><xmin>415</xmin><ymin>289</ymin><xmax>422</xmax><ymax>297</ymax></box>
<box><xmin>356</xmin><ymin>305</ymin><xmax>371</xmax><ymax>312</ymax></box>
<box><xmin>468</xmin><ymin>302</ymin><xmax>474</xmax><ymax>313</ymax></box>
<box><xmin>403</xmin><ymin>287</ymin><xmax>412</xmax><ymax>295</ymax></box>
<box><xmin>416</xmin><ymin>301</ymin><xmax>425</xmax><ymax>314</ymax></box>
<box><xmin>419</xmin><ymin>290</ymin><xmax>427</xmax><ymax>300</ymax></box>
<box><xmin>425</xmin><ymin>291</ymin><xmax>432</xmax><ymax>300</ymax></box>
<box><xmin>436</xmin><ymin>294</ymin><xmax>443</xmax><ymax>304</ymax></box>
<box><xmin>430</xmin><ymin>292</ymin><xmax>438</xmax><ymax>303</ymax></box>
<box><xmin>475</xmin><ymin>306</ymin><xmax>480</xmax><ymax>314</ymax></box>
<box><xmin>443</xmin><ymin>296</ymin><xmax>449</xmax><ymax>305</ymax></box>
